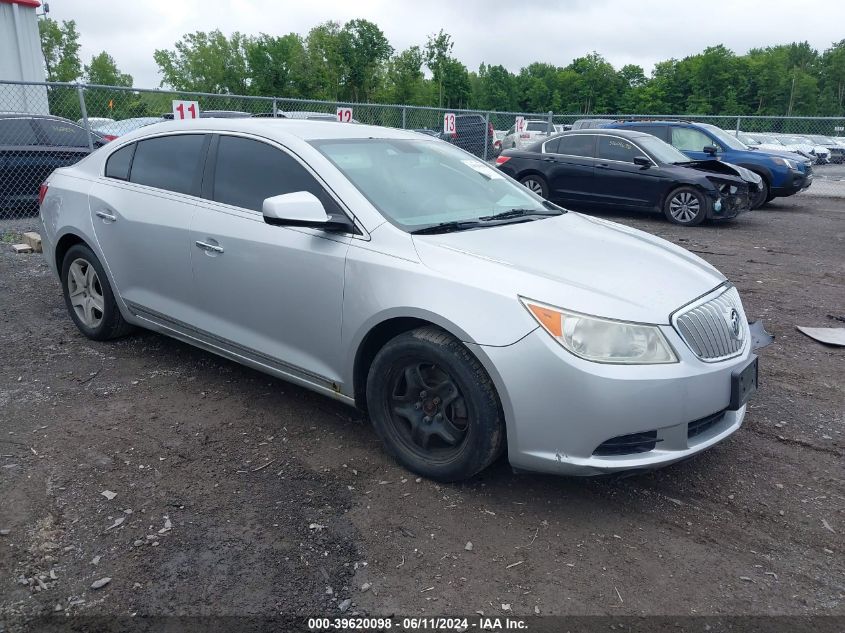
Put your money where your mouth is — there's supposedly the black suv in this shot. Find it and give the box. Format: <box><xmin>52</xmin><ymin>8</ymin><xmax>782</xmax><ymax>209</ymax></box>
<box><xmin>440</xmin><ymin>114</ymin><xmax>496</xmax><ymax>159</ymax></box>
<box><xmin>0</xmin><ymin>114</ymin><xmax>105</xmax><ymax>213</ymax></box>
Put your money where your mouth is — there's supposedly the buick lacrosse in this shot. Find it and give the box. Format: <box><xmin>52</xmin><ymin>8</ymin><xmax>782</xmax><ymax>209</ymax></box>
<box><xmin>39</xmin><ymin>119</ymin><xmax>757</xmax><ymax>481</ymax></box>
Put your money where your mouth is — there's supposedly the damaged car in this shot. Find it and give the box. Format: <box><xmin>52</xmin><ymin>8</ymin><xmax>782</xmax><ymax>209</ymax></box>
<box><xmin>495</xmin><ymin>129</ymin><xmax>760</xmax><ymax>226</ymax></box>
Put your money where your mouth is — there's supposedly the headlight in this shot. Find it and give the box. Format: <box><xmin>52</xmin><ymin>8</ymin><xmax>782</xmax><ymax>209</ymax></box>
<box><xmin>521</xmin><ymin>299</ymin><xmax>678</xmax><ymax>364</ymax></box>
<box><xmin>772</xmin><ymin>157</ymin><xmax>798</xmax><ymax>169</ymax></box>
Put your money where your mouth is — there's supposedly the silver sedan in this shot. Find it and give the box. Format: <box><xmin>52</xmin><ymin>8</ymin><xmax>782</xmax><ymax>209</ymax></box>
<box><xmin>38</xmin><ymin>118</ymin><xmax>757</xmax><ymax>481</ymax></box>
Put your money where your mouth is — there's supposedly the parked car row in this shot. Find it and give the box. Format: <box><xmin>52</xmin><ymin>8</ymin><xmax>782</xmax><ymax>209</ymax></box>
<box><xmin>39</xmin><ymin>117</ymin><xmax>759</xmax><ymax>481</ymax></box>
<box><xmin>729</xmin><ymin>130</ymin><xmax>844</xmax><ymax>164</ymax></box>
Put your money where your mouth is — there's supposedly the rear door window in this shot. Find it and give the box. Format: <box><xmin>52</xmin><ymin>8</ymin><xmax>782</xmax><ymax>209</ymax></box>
<box><xmin>0</xmin><ymin>119</ymin><xmax>39</xmax><ymax>145</ymax></box>
<box><xmin>597</xmin><ymin>136</ymin><xmax>639</xmax><ymax>163</ymax></box>
<box><xmin>624</xmin><ymin>125</ymin><xmax>669</xmax><ymax>142</ymax></box>
<box><xmin>129</xmin><ymin>134</ymin><xmax>207</xmax><ymax>195</ymax></box>
<box><xmin>555</xmin><ymin>135</ymin><xmax>595</xmax><ymax>158</ymax></box>
<box><xmin>526</xmin><ymin>122</ymin><xmax>548</xmax><ymax>132</ymax></box>
<box><xmin>105</xmin><ymin>143</ymin><xmax>135</xmax><ymax>180</ymax></box>
<box><xmin>211</xmin><ymin>135</ymin><xmax>341</xmax><ymax>214</ymax></box>
<box><xmin>36</xmin><ymin>119</ymin><xmax>91</xmax><ymax>147</ymax></box>
<box><xmin>543</xmin><ymin>137</ymin><xmax>561</xmax><ymax>154</ymax></box>
<box><xmin>671</xmin><ymin>127</ymin><xmax>715</xmax><ymax>152</ymax></box>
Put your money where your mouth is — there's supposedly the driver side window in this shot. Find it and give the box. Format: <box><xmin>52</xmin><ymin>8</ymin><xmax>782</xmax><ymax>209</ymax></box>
<box><xmin>671</xmin><ymin>127</ymin><xmax>716</xmax><ymax>152</ymax></box>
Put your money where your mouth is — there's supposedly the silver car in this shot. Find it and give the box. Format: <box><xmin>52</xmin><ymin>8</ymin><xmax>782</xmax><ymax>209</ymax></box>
<box><xmin>38</xmin><ymin>118</ymin><xmax>757</xmax><ymax>481</ymax></box>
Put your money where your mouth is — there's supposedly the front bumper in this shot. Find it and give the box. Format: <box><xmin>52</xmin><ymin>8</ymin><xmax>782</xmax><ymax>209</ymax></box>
<box><xmin>470</xmin><ymin>320</ymin><xmax>753</xmax><ymax>476</ymax></box>
<box><xmin>773</xmin><ymin>167</ymin><xmax>812</xmax><ymax>197</ymax></box>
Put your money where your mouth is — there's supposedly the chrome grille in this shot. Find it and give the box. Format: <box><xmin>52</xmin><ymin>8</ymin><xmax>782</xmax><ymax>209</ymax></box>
<box><xmin>674</xmin><ymin>286</ymin><xmax>746</xmax><ymax>361</ymax></box>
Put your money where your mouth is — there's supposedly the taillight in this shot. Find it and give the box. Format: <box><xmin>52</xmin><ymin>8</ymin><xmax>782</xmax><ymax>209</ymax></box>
<box><xmin>38</xmin><ymin>182</ymin><xmax>48</xmax><ymax>206</ymax></box>
<box><xmin>102</xmin><ymin>134</ymin><xmax>118</xmax><ymax>141</ymax></box>
<box><xmin>450</xmin><ymin>131</ymin><xmax>457</xmax><ymax>139</ymax></box>
<box><xmin>488</xmin><ymin>122</ymin><xmax>494</xmax><ymax>137</ymax></box>
<box><xmin>495</xmin><ymin>156</ymin><xmax>511</xmax><ymax>166</ymax></box>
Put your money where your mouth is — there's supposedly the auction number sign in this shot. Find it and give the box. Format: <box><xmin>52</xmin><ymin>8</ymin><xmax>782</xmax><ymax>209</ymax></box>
<box><xmin>172</xmin><ymin>100</ymin><xmax>199</xmax><ymax>120</ymax></box>
<box><xmin>515</xmin><ymin>116</ymin><xmax>527</xmax><ymax>133</ymax></box>
<box><xmin>443</xmin><ymin>112</ymin><xmax>456</xmax><ymax>134</ymax></box>
<box><xmin>337</xmin><ymin>107</ymin><xmax>353</xmax><ymax>122</ymax></box>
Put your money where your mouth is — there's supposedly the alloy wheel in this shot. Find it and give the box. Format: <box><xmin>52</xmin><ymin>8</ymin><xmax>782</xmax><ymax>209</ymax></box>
<box><xmin>669</xmin><ymin>191</ymin><xmax>701</xmax><ymax>223</ymax></box>
<box><xmin>67</xmin><ymin>258</ymin><xmax>105</xmax><ymax>328</ymax></box>
<box><xmin>523</xmin><ymin>179</ymin><xmax>544</xmax><ymax>195</ymax></box>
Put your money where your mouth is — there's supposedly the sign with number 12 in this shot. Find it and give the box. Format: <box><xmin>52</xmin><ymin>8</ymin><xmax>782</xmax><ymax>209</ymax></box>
<box><xmin>337</xmin><ymin>107</ymin><xmax>353</xmax><ymax>122</ymax></box>
<box><xmin>172</xmin><ymin>100</ymin><xmax>199</xmax><ymax>120</ymax></box>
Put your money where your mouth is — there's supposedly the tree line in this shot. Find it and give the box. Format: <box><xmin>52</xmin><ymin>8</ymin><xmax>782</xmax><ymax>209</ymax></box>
<box><xmin>38</xmin><ymin>17</ymin><xmax>845</xmax><ymax>117</ymax></box>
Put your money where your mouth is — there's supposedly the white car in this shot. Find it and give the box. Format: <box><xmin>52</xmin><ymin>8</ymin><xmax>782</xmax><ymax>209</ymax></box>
<box><xmin>502</xmin><ymin>120</ymin><xmax>554</xmax><ymax>150</ymax></box>
<box><xmin>730</xmin><ymin>132</ymin><xmax>787</xmax><ymax>154</ymax></box>
<box><xmin>773</xmin><ymin>134</ymin><xmax>829</xmax><ymax>164</ymax></box>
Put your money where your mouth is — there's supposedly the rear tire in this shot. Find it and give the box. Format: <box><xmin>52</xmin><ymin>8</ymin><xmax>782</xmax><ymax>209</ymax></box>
<box><xmin>61</xmin><ymin>244</ymin><xmax>133</xmax><ymax>341</ymax></box>
<box><xmin>366</xmin><ymin>326</ymin><xmax>505</xmax><ymax>482</ymax></box>
<box><xmin>663</xmin><ymin>186</ymin><xmax>707</xmax><ymax>226</ymax></box>
<box><xmin>520</xmin><ymin>175</ymin><xmax>549</xmax><ymax>199</ymax></box>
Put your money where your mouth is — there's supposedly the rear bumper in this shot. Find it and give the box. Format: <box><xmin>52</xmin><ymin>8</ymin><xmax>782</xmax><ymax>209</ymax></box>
<box><xmin>469</xmin><ymin>324</ymin><xmax>753</xmax><ymax>476</ymax></box>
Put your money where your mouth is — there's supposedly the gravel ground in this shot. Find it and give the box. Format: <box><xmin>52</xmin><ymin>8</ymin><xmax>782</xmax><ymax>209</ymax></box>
<box><xmin>0</xmin><ymin>195</ymin><xmax>843</xmax><ymax>630</ymax></box>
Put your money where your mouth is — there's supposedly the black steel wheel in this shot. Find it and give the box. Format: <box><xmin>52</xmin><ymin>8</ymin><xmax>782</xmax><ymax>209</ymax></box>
<box><xmin>366</xmin><ymin>326</ymin><xmax>505</xmax><ymax>481</ymax></box>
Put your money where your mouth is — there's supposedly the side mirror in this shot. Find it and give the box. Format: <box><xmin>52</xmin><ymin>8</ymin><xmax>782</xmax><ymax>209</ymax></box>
<box><xmin>703</xmin><ymin>145</ymin><xmax>718</xmax><ymax>156</ymax></box>
<box><xmin>633</xmin><ymin>156</ymin><xmax>651</xmax><ymax>167</ymax></box>
<box><xmin>262</xmin><ymin>191</ymin><xmax>353</xmax><ymax>232</ymax></box>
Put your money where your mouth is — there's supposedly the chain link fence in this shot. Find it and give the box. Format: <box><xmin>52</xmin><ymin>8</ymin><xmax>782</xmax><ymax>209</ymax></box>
<box><xmin>2</xmin><ymin>79</ymin><xmax>844</xmax><ymax>230</ymax></box>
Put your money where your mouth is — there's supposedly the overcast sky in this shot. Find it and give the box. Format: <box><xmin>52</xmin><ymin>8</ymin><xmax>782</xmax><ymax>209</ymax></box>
<box><xmin>44</xmin><ymin>0</ymin><xmax>845</xmax><ymax>88</ymax></box>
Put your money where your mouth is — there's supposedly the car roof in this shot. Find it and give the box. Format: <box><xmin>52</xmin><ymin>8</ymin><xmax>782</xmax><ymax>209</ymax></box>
<box><xmin>112</xmin><ymin>117</ymin><xmax>425</xmax><ymax>142</ymax></box>
<box><xmin>0</xmin><ymin>113</ymin><xmax>80</xmax><ymax>123</ymax></box>
<box><xmin>555</xmin><ymin>128</ymin><xmax>653</xmax><ymax>139</ymax></box>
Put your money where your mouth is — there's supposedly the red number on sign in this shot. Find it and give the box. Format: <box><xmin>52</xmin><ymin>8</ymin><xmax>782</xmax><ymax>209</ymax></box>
<box><xmin>188</xmin><ymin>104</ymin><xmax>196</xmax><ymax>118</ymax></box>
<box><xmin>176</xmin><ymin>103</ymin><xmax>184</xmax><ymax>119</ymax></box>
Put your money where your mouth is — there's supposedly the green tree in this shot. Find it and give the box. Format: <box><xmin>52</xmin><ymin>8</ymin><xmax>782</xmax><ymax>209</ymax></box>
<box><xmin>567</xmin><ymin>52</ymin><xmax>622</xmax><ymax>113</ymax></box>
<box><xmin>424</xmin><ymin>30</ymin><xmax>453</xmax><ymax>107</ymax></box>
<box><xmin>385</xmin><ymin>46</ymin><xmax>426</xmax><ymax>105</ymax></box>
<box><xmin>246</xmin><ymin>33</ymin><xmax>308</xmax><ymax>98</ymax></box>
<box><xmin>476</xmin><ymin>64</ymin><xmax>516</xmax><ymax>111</ymax></box>
<box><xmin>84</xmin><ymin>52</ymin><xmax>132</xmax><ymax>87</ymax></box>
<box><xmin>338</xmin><ymin>19</ymin><xmax>392</xmax><ymax>102</ymax></box>
<box><xmin>304</xmin><ymin>21</ymin><xmax>344</xmax><ymax>100</ymax></box>
<box><xmin>38</xmin><ymin>18</ymin><xmax>81</xmax><ymax>82</ymax></box>
<box><xmin>153</xmin><ymin>30</ymin><xmax>249</xmax><ymax>94</ymax></box>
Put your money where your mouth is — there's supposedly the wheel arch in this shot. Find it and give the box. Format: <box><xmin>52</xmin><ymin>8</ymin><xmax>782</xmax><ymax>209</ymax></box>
<box><xmin>54</xmin><ymin>232</ymin><xmax>90</xmax><ymax>272</ymax></box>
<box><xmin>351</xmin><ymin>313</ymin><xmax>479</xmax><ymax>411</ymax></box>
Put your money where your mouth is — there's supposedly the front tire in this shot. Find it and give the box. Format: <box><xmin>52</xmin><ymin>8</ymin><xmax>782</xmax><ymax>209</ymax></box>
<box><xmin>520</xmin><ymin>175</ymin><xmax>549</xmax><ymax>199</ymax></box>
<box><xmin>366</xmin><ymin>326</ymin><xmax>505</xmax><ymax>482</ymax></box>
<box><xmin>750</xmin><ymin>177</ymin><xmax>769</xmax><ymax>209</ymax></box>
<box><xmin>61</xmin><ymin>243</ymin><xmax>133</xmax><ymax>341</ymax></box>
<box><xmin>663</xmin><ymin>186</ymin><xmax>707</xmax><ymax>226</ymax></box>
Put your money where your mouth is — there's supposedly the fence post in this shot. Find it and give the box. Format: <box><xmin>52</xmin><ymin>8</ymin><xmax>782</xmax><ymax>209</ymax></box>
<box><xmin>77</xmin><ymin>83</ymin><xmax>94</xmax><ymax>151</ymax></box>
<box><xmin>402</xmin><ymin>106</ymin><xmax>407</xmax><ymax>129</ymax></box>
<box><xmin>483</xmin><ymin>112</ymin><xmax>490</xmax><ymax>161</ymax></box>
<box><xmin>547</xmin><ymin>110</ymin><xmax>553</xmax><ymax>134</ymax></box>
<box><xmin>272</xmin><ymin>98</ymin><xmax>278</xmax><ymax>118</ymax></box>
<box><xmin>735</xmin><ymin>116</ymin><xmax>741</xmax><ymax>135</ymax></box>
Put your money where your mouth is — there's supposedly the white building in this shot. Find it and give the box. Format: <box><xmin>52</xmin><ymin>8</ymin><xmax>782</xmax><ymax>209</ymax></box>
<box><xmin>0</xmin><ymin>0</ymin><xmax>49</xmax><ymax>114</ymax></box>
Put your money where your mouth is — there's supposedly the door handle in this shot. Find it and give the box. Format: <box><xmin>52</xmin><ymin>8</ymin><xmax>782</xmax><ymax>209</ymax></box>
<box><xmin>96</xmin><ymin>210</ymin><xmax>117</xmax><ymax>222</ymax></box>
<box><xmin>195</xmin><ymin>240</ymin><xmax>224</xmax><ymax>254</ymax></box>
<box><xmin>542</xmin><ymin>156</ymin><xmax>556</xmax><ymax>162</ymax></box>
<box><xmin>597</xmin><ymin>163</ymin><xmax>609</xmax><ymax>168</ymax></box>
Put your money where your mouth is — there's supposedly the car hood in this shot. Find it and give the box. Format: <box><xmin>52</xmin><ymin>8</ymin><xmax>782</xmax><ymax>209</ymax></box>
<box><xmin>734</xmin><ymin>147</ymin><xmax>808</xmax><ymax>162</ymax></box>
<box><xmin>412</xmin><ymin>213</ymin><xmax>725</xmax><ymax>325</ymax></box>
<box><xmin>682</xmin><ymin>159</ymin><xmax>761</xmax><ymax>186</ymax></box>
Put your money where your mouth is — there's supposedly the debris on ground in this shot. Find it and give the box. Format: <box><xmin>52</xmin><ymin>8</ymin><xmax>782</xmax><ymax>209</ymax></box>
<box><xmin>796</xmin><ymin>326</ymin><xmax>845</xmax><ymax>346</ymax></box>
<box><xmin>90</xmin><ymin>577</ymin><xmax>111</xmax><ymax>590</ymax></box>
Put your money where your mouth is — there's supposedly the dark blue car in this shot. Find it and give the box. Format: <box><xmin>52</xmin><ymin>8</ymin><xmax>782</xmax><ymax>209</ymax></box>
<box><xmin>602</xmin><ymin>120</ymin><xmax>813</xmax><ymax>208</ymax></box>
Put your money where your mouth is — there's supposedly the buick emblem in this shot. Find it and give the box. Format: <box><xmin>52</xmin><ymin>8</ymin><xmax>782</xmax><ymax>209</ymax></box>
<box><xmin>726</xmin><ymin>308</ymin><xmax>742</xmax><ymax>341</ymax></box>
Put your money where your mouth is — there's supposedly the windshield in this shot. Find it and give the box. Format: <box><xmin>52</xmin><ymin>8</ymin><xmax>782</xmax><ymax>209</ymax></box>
<box><xmin>698</xmin><ymin>123</ymin><xmax>747</xmax><ymax>150</ymax></box>
<box><xmin>752</xmin><ymin>134</ymin><xmax>781</xmax><ymax>144</ymax></box>
<box><xmin>737</xmin><ymin>132</ymin><xmax>759</xmax><ymax>145</ymax></box>
<box><xmin>781</xmin><ymin>136</ymin><xmax>809</xmax><ymax>145</ymax></box>
<box><xmin>312</xmin><ymin>138</ymin><xmax>551</xmax><ymax>231</ymax></box>
<box><xmin>526</xmin><ymin>121</ymin><xmax>549</xmax><ymax>132</ymax></box>
<box><xmin>811</xmin><ymin>136</ymin><xmax>834</xmax><ymax>143</ymax></box>
<box><xmin>636</xmin><ymin>135</ymin><xmax>690</xmax><ymax>164</ymax></box>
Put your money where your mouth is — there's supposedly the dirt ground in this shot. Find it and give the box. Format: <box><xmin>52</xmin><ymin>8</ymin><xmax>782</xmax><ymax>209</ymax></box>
<box><xmin>0</xmin><ymin>195</ymin><xmax>843</xmax><ymax>630</ymax></box>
